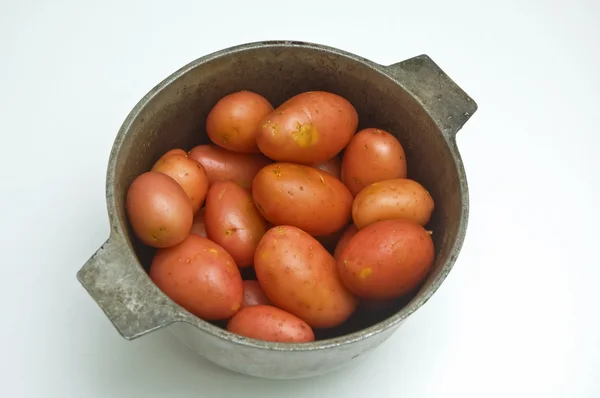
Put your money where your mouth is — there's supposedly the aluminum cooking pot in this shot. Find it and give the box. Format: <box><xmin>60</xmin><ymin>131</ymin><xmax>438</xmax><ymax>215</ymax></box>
<box><xmin>77</xmin><ymin>41</ymin><xmax>477</xmax><ymax>379</ymax></box>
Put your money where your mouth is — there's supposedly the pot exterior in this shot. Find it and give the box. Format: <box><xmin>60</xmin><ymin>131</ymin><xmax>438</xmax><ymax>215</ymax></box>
<box><xmin>168</xmin><ymin>320</ymin><xmax>402</xmax><ymax>379</ymax></box>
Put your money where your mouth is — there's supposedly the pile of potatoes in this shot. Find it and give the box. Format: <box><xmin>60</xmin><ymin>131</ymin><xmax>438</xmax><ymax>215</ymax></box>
<box><xmin>126</xmin><ymin>90</ymin><xmax>435</xmax><ymax>343</ymax></box>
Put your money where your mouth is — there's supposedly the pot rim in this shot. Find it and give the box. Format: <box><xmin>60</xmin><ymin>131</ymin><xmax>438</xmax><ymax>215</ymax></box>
<box><xmin>105</xmin><ymin>40</ymin><xmax>470</xmax><ymax>351</ymax></box>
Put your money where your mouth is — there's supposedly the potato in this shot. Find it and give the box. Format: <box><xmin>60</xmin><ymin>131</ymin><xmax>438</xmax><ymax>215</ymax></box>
<box><xmin>252</xmin><ymin>163</ymin><xmax>353</xmax><ymax>236</ymax></box>
<box><xmin>242</xmin><ymin>280</ymin><xmax>272</xmax><ymax>308</ymax></box>
<box><xmin>333</xmin><ymin>224</ymin><xmax>358</xmax><ymax>260</ymax></box>
<box><xmin>352</xmin><ymin>178</ymin><xmax>434</xmax><ymax>229</ymax></box>
<box><xmin>254</xmin><ymin>226</ymin><xmax>357</xmax><ymax>328</ymax></box>
<box><xmin>256</xmin><ymin>91</ymin><xmax>358</xmax><ymax>164</ymax></box>
<box><xmin>341</xmin><ymin>128</ymin><xmax>407</xmax><ymax>196</ymax></box>
<box><xmin>313</xmin><ymin>156</ymin><xmax>341</xmax><ymax>179</ymax></box>
<box><xmin>126</xmin><ymin>171</ymin><xmax>193</xmax><ymax>248</ymax></box>
<box><xmin>188</xmin><ymin>145</ymin><xmax>271</xmax><ymax>189</ymax></box>
<box><xmin>206</xmin><ymin>91</ymin><xmax>273</xmax><ymax>153</ymax></box>
<box><xmin>151</xmin><ymin>152</ymin><xmax>209</xmax><ymax>214</ymax></box>
<box><xmin>149</xmin><ymin>234</ymin><xmax>243</xmax><ymax>320</ymax></box>
<box><xmin>337</xmin><ymin>219</ymin><xmax>434</xmax><ymax>299</ymax></box>
<box><xmin>204</xmin><ymin>181</ymin><xmax>267</xmax><ymax>268</ymax></box>
<box><xmin>190</xmin><ymin>208</ymin><xmax>207</xmax><ymax>237</ymax></box>
<box><xmin>162</xmin><ymin>148</ymin><xmax>187</xmax><ymax>158</ymax></box>
<box><xmin>227</xmin><ymin>305</ymin><xmax>315</xmax><ymax>343</ymax></box>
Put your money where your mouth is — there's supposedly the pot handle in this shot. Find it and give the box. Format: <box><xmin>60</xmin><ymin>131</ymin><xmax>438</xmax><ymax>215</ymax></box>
<box><xmin>385</xmin><ymin>55</ymin><xmax>477</xmax><ymax>137</ymax></box>
<box><xmin>77</xmin><ymin>234</ymin><xmax>183</xmax><ymax>340</ymax></box>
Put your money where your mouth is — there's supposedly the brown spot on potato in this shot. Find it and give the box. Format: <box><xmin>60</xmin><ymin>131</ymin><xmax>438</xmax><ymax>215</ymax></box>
<box><xmin>224</xmin><ymin>228</ymin><xmax>238</xmax><ymax>236</ymax></box>
<box><xmin>291</xmin><ymin>121</ymin><xmax>319</xmax><ymax>147</ymax></box>
<box><xmin>271</xmin><ymin>122</ymin><xmax>280</xmax><ymax>136</ymax></box>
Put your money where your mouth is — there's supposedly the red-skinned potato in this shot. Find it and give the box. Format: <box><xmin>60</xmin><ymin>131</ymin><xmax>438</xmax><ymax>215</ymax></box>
<box><xmin>205</xmin><ymin>181</ymin><xmax>267</xmax><ymax>268</ymax></box>
<box><xmin>188</xmin><ymin>145</ymin><xmax>271</xmax><ymax>189</ymax></box>
<box><xmin>256</xmin><ymin>91</ymin><xmax>358</xmax><ymax>164</ymax></box>
<box><xmin>254</xmin><ymin>226</ymin><xmax>357</xmax><ymax>328</ymax></box>
<box><xmin>242</xmin><ymin>280</ymin><xmax>273</xmax><ymax>308</ymax></box>
<box><xmin>337</xmin><ymin>219</ymin><xmax>434</xmax><ymax>299</ymax></box>
<box><xmin>352</xmin><ymin>178</ymin><xmax>435</xmax><ymax>229</ymax></box>
<box><xmin>252</xmin><ymin>163</ymin><xmax>353</xmax><ymax>236</ymax></box>
<box><xmin>227</xmin><ymin>305</ymin><xmax>315</xmax><ymax>343</ymax></box>
<box><xmin>333</xmin><ymin>224</ymin><xmax>358</xmax><ymax>260</ymax></box>
<box><xmin>190</xmin><ymin>208</ymin><xmax>207</xmax><ymax>237</ymax></box>
<box><xmin>206</xmin><ymin>91</ymin><xmax>273</xmax><ymax>153</ymax></box>
<box><xmin>312</xmin><ymin>156</ymin><xmax>341</xmax><ymax>179</ymax></box>
<box><xmin>126</xmin><ymin>171</ymin><xmax>193</xmax><ymax>248</ymax></box>
<box><xmin>342</xmin><ymin>128</ymin><xmax>407</xmax><ymax>196</ymax></box>
<box><xmin>149</xmin><ymin>234</ymin><xmax>243</xmax><ymax>320</ymax></box>
<box><xmin>151</xmin><ymin>152</ymin><xmax>209</xmax><ymax>214</ymax></box>
<box><xmin>162</xmin><ymin>148</ymin><xmax>187</xmax><ymax>158</ymax></box>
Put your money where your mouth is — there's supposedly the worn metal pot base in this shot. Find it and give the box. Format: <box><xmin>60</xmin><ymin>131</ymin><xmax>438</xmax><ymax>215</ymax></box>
<box><xmin>77</xmin><ymin>41</ymin><xmax>476</xmax><ymax>379</ymax></box>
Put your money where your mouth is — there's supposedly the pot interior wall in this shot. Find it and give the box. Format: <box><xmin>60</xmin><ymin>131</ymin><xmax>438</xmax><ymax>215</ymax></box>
<box><xmin>110</xmin><ymin>45</ymin><xmax>462</xmax><ymax>338</ymax></box>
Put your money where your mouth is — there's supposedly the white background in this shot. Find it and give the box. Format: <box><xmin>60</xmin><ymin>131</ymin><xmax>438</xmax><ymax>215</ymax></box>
<box><xmin>1</xmin><ymin>0</ymin><xmax>599</xmax><ymax>397</ymax></box>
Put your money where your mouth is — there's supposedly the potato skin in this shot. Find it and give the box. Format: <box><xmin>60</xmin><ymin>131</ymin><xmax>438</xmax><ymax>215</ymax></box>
<box><xmin>188</xmin><ymin>145</ymin><xmax>271</xmax><ymax>189</ymax></box>
<box><xmin>151</xmin><ymin>153</ymin><xmax>209</xmax><ymax>214</ymax></box>
<box><xmin>227</xmin><ymin>305</ymin><xmax>315</xmax><ymax>343</ymax></box>
<box><xmin>256</xmin><ymin>91</ymin><xmax>358</xmax><ymax>164</ymax></box>
<box><xmin>252</xmin><ymin>163</ymin><xmax>353</xmax><ymax>236</ymax></box>
<box><xmin>162</xmin><ymin>148</ymin><xmax>187</xmax><ymax>158</ymax></box>
<box><xmin>313</xmin><ymin>156</ymin><xmax>341</xmax><ymax>179</ymax></box>
<box><xmin>333</xmin><ymin>224</ymin><xmax>358</xmax><ymax>260</ymax></box>
<box><xmin>149</xmin><ymin>234</ymin><xmax>243</xmax><ymax>320</ymax></box>
<box><xmin>242</xmin><ymin>281</ymin><xmax>273</xmax><ymax>308</ymax></box>
<box><xmin>352</xmin><ymin>178</ymin><xmax>434</xmax><ymax>229</ymax></box>
<box><xmin>204</xmin><ymin>181</ymin><xmax>267</xmax><ymax>268</ymax></box>
<box><xmin>190</xmin><ymin>208</ymin><xmax>207</xmax><ymax>237</ymax></box>
<box><xmin>126</xmin><ymin>171</ymin><xmax>193</xmax><ymax>248</ymax></box>
<box><xmin>254</xmin><ymin>226</ymin><xmax>357</xmax><ymax>328</ymax></box>
<box><xmin>206</xmin><ymin>91</ymin><xmax>273</xmax><ymax>153</ymax></box>
<box><xmin>337</xmin><ymin>219</ymin><xmax>434</xmax><ymax>299</ymax></box>
<box><xmin>341</xmin><ymin>128</ymin><xmax>407</xmax><ymax>196</ymax></box>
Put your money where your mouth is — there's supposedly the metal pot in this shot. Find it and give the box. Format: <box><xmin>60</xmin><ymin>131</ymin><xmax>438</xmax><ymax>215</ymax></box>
<box><xmin>77</xmin><ymin>41</ymin><xmax>477</xmax><ymax>379</ymax></box>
